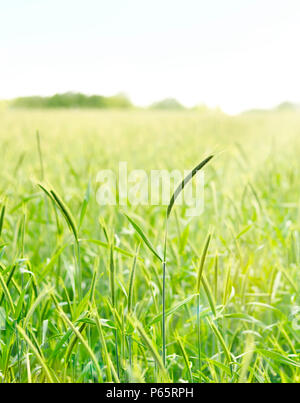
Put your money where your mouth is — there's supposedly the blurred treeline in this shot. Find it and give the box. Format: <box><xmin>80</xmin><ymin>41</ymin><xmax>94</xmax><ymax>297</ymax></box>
<box><xmin>11</xmin><ymin>92</ymin><xmax>133</xmax><ymax>109</ymax></box>
<box><xmin>9</xmin><ymin>93</ymin><xmax>207</xmax><ymax>111</ymax></box>
<box><xmin>8</xmin><ymin>92</ymin><xmax>300</xmax><ymax>112</ymax></box>
<box><xmin>10</xmin><ymin>93</ymin><xmax>187</xmax><ymax>110</ymax></box>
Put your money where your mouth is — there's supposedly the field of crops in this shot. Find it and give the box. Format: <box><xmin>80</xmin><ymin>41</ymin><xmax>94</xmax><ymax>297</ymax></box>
<box><xmin>0</xmin><ymin>107</ymin><xmax>299</xmax><ymax>383</ymax></box>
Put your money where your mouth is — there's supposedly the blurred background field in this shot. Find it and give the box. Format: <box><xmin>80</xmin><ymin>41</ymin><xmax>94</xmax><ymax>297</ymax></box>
<box><xmin>0</xmin><ymin>106</ymin><xmax>299</xmax><ymax>382</ymax></box>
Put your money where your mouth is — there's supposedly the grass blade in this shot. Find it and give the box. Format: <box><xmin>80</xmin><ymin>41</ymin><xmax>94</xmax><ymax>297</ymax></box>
<box><xmin>124</xmin><ymin>214</ymin><xmax>162</xmax><ymax>261</ymax></box>
<box><xmin>36</xmin><ymin>130</ymin><xmax>44</xmax><ymax>181</ymax></box>
<box><xmin>109</xmin><ymin>244</ymin><xmax>115</xmax><ymax>307</ymax></box>
<box><xmin>0</xmin><ymin>204</ymin><xmax>5</xmax><ymax>238</ymax></box>
<box><xmin>79</xmin><ymin>181</ymin><xmax>91</xmax><ymax>229</ymax></box>
<box><xmin>196</xmin><ymin>234</ymin><xmax>211</xmax><ymax>293</ymax></box>
<box><xmin>93</xmin><ymin>309</ymin><xmax>120</xmax><ymax>382</ymax></box>
<box><xmin>162</xmin><ymin>156</ymin><xmax>214</xmax><ymax>367</ymax></box>
<box><xmin>17</xmin><ymin>325</ymin><xmax>54</xmax><ymax>383</ymax></box>
<box><xmin>201</xmin><ymin>273</ymin><xmax>217</xmax><ymax>317</ymax></box>
<box><xmin>129</xmin><ymin>315</ymin><xmax>170</xmax><ymax>382</ymax></box>
<box><xmin>56</xmin><ymin>305</ymin><xmax>103</xmax><ymax>382</ymax></box>
<box><xmin>128</xmin><ymin>243</ymin><xmax>140</xmax><ymax>313</ymax></box>
<box><xmin>176</xmin><ymin>334</ymin><xmax>193</xmax><ymax>382</ymax></box>
<box><xmin>148</xmin><ymin>294</ymin><xmax>196</xmax><ymax>325</ymax></box>
<box><xmin>38</xmin><ymin>183</ymin><xmax>78</xmax><ymax>241</ymax></box>
<box><xmin>50</xmin><ymin>189</ymin><xmax>78</xmax><ymax>241</ymax></box>
<box><xmin>167</xmin><ymin>155</ymin><xmax>214</xmax><ymax>218</ymax></box>
<box><xmin>207</xmin><ymin>318</ymin><xmax>232</xmax><ymax>365</ymax></box>
<box><xmin>0</xmin><ymin>271</ymin><xmax>15</xmax><ymax>315</ymax></box>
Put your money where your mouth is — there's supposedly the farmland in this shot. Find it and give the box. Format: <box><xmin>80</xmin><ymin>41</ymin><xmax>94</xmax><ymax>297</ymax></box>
<box><xmin>0</xmin><ymin>107</ymin><xmax>299</xmax><ymax>382</ymax></box>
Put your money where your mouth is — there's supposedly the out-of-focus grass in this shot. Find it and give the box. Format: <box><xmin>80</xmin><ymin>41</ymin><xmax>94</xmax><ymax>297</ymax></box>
<box><xmin>0</xmin><ymin>107</ymin><xmax>299</xmax><ymax>383</ymax></box>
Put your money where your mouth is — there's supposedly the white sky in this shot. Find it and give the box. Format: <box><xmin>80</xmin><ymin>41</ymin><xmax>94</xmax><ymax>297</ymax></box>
<box><xmin>1</xmin><ymin>0</ymin><xmax>300</xmax><ymax>113</ymax></box>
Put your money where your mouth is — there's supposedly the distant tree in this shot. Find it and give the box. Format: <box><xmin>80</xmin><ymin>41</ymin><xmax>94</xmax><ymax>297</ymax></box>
<box><xmin>150</xmin><ymin>98</ymin><xmax>185</xmax><ymax>110</ymax></box>
<box><xmin>276</xmin><ymin>102</ymin><xmax>299</xmax><ymax>111</ymax></box>
<box><xmin>103</xmin><ymin>93</ymin><xmax>132</xmax><ymax>108</ymax></box>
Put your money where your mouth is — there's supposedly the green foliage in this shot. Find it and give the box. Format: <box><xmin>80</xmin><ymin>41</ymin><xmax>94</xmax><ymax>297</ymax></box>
<box><xmin>11</xmin><ymin>92</ymin><xmax>133</xmax><ymax>109</ymax></box>
<box><xmin>150</xmin><ymin>97</ymin><xmax>185</xmax><ymax>110</ymax></box>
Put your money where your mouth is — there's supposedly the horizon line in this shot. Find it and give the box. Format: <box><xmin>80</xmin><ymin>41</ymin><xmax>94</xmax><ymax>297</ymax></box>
<box><xmin>1</xmin><ymin>91</ymin><xmax>299</xmax><ymax>116</ymax></box>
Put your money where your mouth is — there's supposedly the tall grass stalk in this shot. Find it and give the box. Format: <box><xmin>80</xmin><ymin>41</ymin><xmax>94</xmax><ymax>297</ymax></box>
<box><xmin>163</xmin><ymin>155</ymin><xmax>213</xmax><ymax>366</ymax></box>
<box><xmin>38</xmin><ymin>184</ymin><xmax>81</xmax><ymax>300</ymax></box>
<box><xmin>197</xmin><ymin>235</ymin><xmax>211</xmax><ymax>372</ymax></box>
<box><xmin>36</xmin><ymin>130</ymin><xmax>44</xmax><ymax>181</ymax></box>
<box><xmin>0</xmin><ymin>203</ymin><xmax>5</xmax><ymax>238</ymax></box>
<box><xmin>127</xmin><ymin>243</ymin><xmax>140</xmax><ymax>369</ymax></box>
<box><xmin>109</xmin><ymin>241</ymin><xmax>120</xmax><ymax>378</ymax></box>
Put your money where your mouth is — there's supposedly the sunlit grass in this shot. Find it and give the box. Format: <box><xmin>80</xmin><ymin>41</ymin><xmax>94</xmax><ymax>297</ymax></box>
<box><xmin>0</xmin><ymin>108</ymin><xmax>299</xmax><ymax>383</ymax></box>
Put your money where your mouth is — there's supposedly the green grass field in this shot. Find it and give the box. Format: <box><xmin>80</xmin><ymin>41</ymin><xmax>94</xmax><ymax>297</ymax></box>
<box><xmin>0</xmin><ymin>107</ymin><xmax>299</xmax><ymax>383</ymax></box>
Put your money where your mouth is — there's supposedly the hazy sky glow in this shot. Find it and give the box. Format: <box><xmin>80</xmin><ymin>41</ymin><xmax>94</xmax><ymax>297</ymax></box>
<box><xmin>1</xmin><ymin>0</ymin><xmax>300</xmax><ymax>113</ymax></box>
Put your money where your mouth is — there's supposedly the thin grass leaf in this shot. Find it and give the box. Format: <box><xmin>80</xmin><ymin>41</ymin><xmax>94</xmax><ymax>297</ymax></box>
<box><xmin>37</xmin><ymin>183</ymin><xmax>53</xmax><ymax>200</ymax></box>
<box><xmin>38</xmin><ymin>183</ymin><xmax>78</xmax><ymax>241</ymax></box>
<box><xmin>238</xmin><ymin>335</ymin><xmax>255</xmax><ymax>383</ymax></box>
<box><xmin>162</xmin><ymin>156</ymin><xmax>214</xmax><ymax>367</ymax></box>
<box><xmin>196</xmin><ymin>234</ymin><xmax>211</xmax><ymax>293</ymax></box>
<box><xmin>109</xmin><ymin>244</ymin><xmax>115</xmax><ymax>306</ymax></box>
<box><xmin>148</xmin><ymin>294</ymin><xmax>196</xmax><ymax>325</ymax></box>
<box><xmin>129</xmin><ymin>315</ymin><xmax>170</xmax><ymax>382</ymax></box>
<box><xmin>65</xmin><ymin>322</ymin><xmax>88</xmax><ymax>362</ymax></box>
<box><xmin>50</xmin><ymin>190</ymin><xmax>78</xmax><ymax>241</ymax></box>
<box><xmin>93</xmin><ymin>309</ymin><xmax>120</xmax><ymax>383</ymax></box>
<box><xmin>79</xmin><ymin>181</ymin><xmax>91</xmax><ymax>229</ymax></box>
<box><xmin>14</xmin><ymin>152</ymin><xmax>25</xmax><ymax>176</ymax></box>
<box><xmin>223</xmin><ymin>313</ymin><xmax>264</xmax><ymax>327</ymax></box>
<box><xmin>201</xmin><ymin>273</ymin><xmax>217</xmax><ymax>317</ymax></box>
<box><xmin>258</xmin><ymin>349</ymin><xmax>300</xmax><ymax>368</ymax></box>
<box><xmin>124</xmin><ymin>214</ymin><xmax>162</xmax><ymax>261</ymax></box>
<box><xmin>214</xmin><ymin>253</ymin><xmax>219</xmax><ymax>301</ymax></box>
<box><xmin>26</xmin><ymin>352</ymin><xmax>32</xmax><ymax>383</ymax></box>
<box><xmin>207</xmin><ymin>318</ymin><xmax>232</xmax><ymax>364</ymax></box>
<box><xmin>128</xmin><ymin>243</ymin><xmax>140</xmax><ymax>313</ymax></box>
<box><xmin>0</xmin><ymin>264</ymin><xmax>16</xmax><ymax>306</ymax></box>
<box><xmin>0</xmin><ymin>271</ymin><xmax>15</xmax><ymax>314</ymax></box>
<box><xmin>24</xmin><ymin>286</ymin><xmax>53</xmax><ymax>328</ymax></box>
<box><xmin>36</xmin><ymin>130</ymin><xmax>44</xmax><ymax>181</ymax></box>
<box><xmin>16</xmin><ymin>325</ymin><xmax>54</xmax><ymax>383</ymax></box>
<box><xmin>176</xmin><ymin>335</ymin><xmax>193</xmax><ymax>382</ymax></box>
<box><xmin>89</xmin><ymin>257</ymin><xmax>99</xmax><ymax>302</ymax></box>
<box><xmin>82</xmin><ymin>238</ymin><xmax>139</xmax><ymax>259</ymax></box>
<box><xmin>56</xmin><ymin>305</ymin><xmax>103</xmax><ymax>382</ymax></box>
<box><xmin>99</xmin><ymin>217</ymin><xmax>109</xmax><ymax>243</ymax></box>
<box><xmin>0</xmin><ymin>204</ymin><xmax>5</xmax><ymax>237</ymax></box>
<box><xmin>167</xmin><ymin>155</ymin><xmax>213</xmax><ymax>218</ymax></box>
